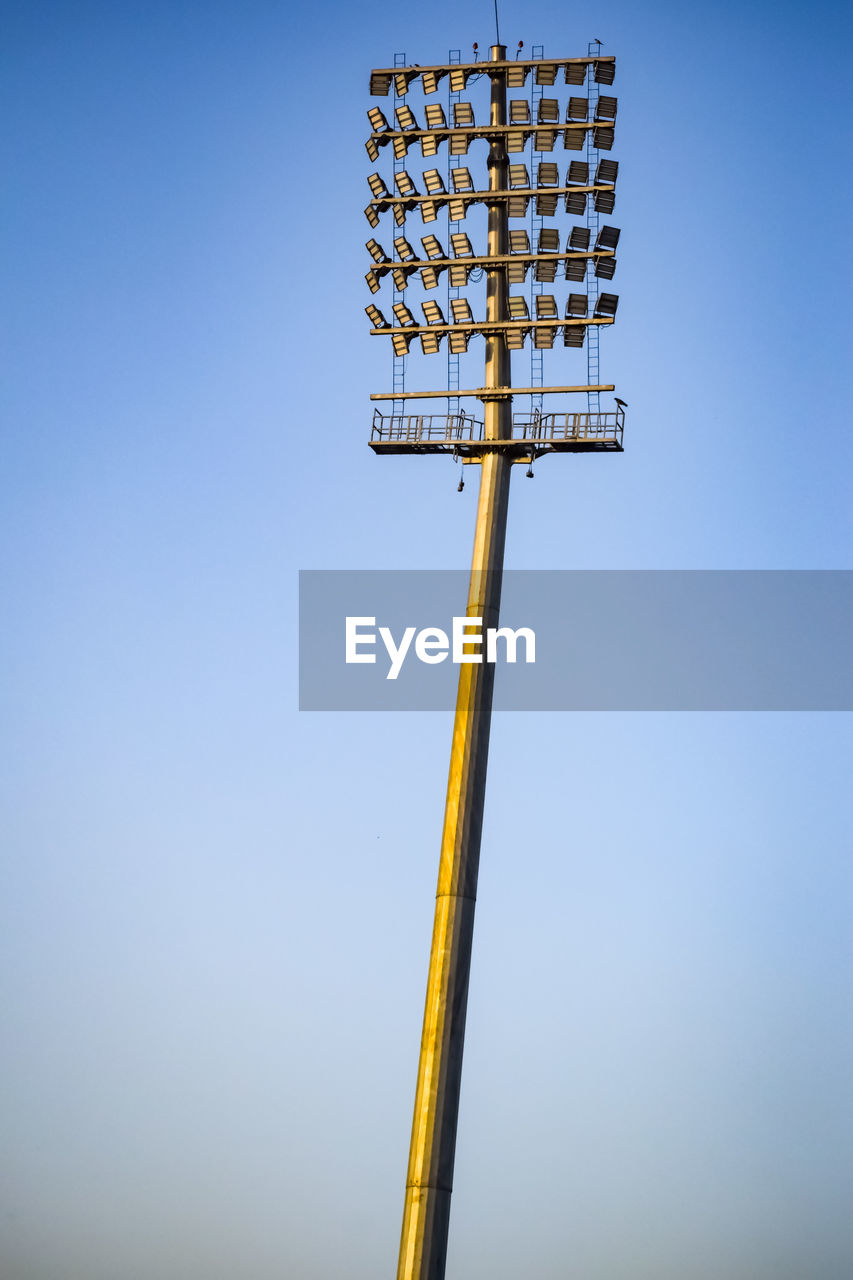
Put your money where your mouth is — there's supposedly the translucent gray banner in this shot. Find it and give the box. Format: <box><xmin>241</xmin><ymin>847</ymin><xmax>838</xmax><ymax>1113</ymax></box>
<box><xmin>298</xmin><ymin>571</ymin><xmax>853</xmax><ymax>711</ymax></box>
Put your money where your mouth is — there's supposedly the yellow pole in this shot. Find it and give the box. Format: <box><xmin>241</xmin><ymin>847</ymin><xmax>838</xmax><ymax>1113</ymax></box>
<box><xmin>396</xmin><ymin>45</ymin><xmax>512</xmax><ymax>1280</ymax></box>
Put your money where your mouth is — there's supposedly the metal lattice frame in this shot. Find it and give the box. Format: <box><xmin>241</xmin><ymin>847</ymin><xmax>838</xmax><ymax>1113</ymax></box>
<box><xmin>392</xmin><ymin>52</ymin><xmax>407</xmax><ymax>413</ymax></box>
<box><xmin>446</xmin><ymin>48</ymin><xmax>462</xmax><ymax>416</ymax></box>
<box><xmin>586</xmin><ymin>39</ymin><xmax>602</xmax><ymax>414</ymax></box>
<box><xmin>529</xmin><ymin>42</ymin><xmax>545</xmax><ymax>414</ymax></box>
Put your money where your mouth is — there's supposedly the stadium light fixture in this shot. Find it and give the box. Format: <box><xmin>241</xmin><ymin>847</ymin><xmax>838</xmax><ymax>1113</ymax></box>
<box><xmin>450</xmin><ymin>166</ymin><xmax>474</xmax><ymax>191</ymax></box>
<box><xmin>508</xmin><ymin>162</ymin><xmax>530</xmax><ymax>188</ymax></box>
<box><xmin>422</xmin><ymin>168</ymin><xmax>447</xmax><ymax>194</ymax></box>
<box><xmin>420</xmin><ymin>233</ymin><xmax>445</xmax><ymax>259</ymax></box>
<box><xmin>395</xmin><ymin>103</ymin><xmax>419</xmax><ymax>130</ymax></box>
<box><xmin>368</xmin><ymin>106</ymin><xmax>390</xmax><ymax>133</ymax></box>
<box><xmin>365</xmin><ymin>238</ymin><xmax>389</xmax><ymax>263</ymax></box>
<box><xmin>394</xmin><ymin>236</ymin><xmax>416</xmax><ymax>261</ymax></box>
<box><xmin>564</xmin><ymin>194</ymin><xmax>586</xmax><ymax>216</ymax></box>
<box><xmin>362</xmin><ymin>42</ymin><xmax>627</xmax><ymax>1280</ymax></box>
<box><xmin>394</xmin><ymin>170</ymin><xmax>419</xmax><ymax>196</ymax></box>
<box><xmin>450</xmin><ymin>232</ymin><xmax>474</xmax><ymax>257</ymax></box>
<box><xmin>595</xmin><ymin>224</ymin><xmax>621</xmax><ymax>250</ymax></box>
<box><xmin>594</xmin><ymin>291</ymin><xmax>620</xmax><ymax>317</ymax></box>
<box><xmin>392</xmin><ymin>301</ymin><xmax>417</xmax><ymax>326</ymax></box>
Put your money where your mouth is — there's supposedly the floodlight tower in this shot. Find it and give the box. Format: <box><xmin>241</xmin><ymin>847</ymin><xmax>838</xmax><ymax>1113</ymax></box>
<box><xmin>364</xmin><ymin>41</ymin><xmax>625</xmax><ymax>1280</ymax></box>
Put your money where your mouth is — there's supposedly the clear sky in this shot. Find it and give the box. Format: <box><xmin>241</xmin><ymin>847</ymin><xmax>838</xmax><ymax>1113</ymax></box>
<box><xmin>2</xmin><ymin>1</ymin><xmax>852</xmax><ymax>1277</ymax></box>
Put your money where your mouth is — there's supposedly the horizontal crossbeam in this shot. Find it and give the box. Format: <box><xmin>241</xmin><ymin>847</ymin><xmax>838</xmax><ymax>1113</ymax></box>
<box><xmin>369</xmin><ymin>250</ymin><xmax>614</xmax><ymax>271</ymax></box>
<box><xmin>369</xmin><ymin>123</ymin><xmax>603</xmax><ymax>142</ymax></box>
<box><xmin>368</xmin><ymin>183</ymin><xmax>614</xmax><ymax>210</ymax></box>
<box><xmin>370</xmin><ymin>317</ymin><xmax>614</xmax><ymax>336</ymax></box>
<box><xmin>369</xmin><ymin>385</ymin><xmax>616</xmax><ymax>400</ymax></box>
<box><xmin>370</xmin><ymin>56</ymin><xmax>615</xmax><ymax>76</ymax></box>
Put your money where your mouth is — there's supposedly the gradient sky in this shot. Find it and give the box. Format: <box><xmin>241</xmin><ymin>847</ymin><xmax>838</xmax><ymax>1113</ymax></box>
<box><xmin>2</xmin><ymin>1</ymin><xmax>852</xmax><ymax>1277</ymax></box>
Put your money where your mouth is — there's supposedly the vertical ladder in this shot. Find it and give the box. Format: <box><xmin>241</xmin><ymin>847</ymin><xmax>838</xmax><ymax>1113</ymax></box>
<box><xmin>529</xmin><ymin>43</ymin><xmax>544</xmax><ymax>413</ymax></box>
<box><xmin>447</xmin><ymin>48</ymin><xmax>462</xmax><ymax>417</ymax></box>
<box><xmin>586</xmin><ymin>40</ymin><xmax>601</xmax><ymax>415</ymax></box>
<box><xmin>392</xmin><ymin>52</ymin><xmax>407</xmax><ymax>416</ymax></box>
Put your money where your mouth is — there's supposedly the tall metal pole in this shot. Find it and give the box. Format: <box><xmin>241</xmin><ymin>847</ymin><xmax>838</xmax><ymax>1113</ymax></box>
<box><xmin>396</xmin><ymin>45</ymin><xmax>512</xmax><ymax>1280</ymax></box>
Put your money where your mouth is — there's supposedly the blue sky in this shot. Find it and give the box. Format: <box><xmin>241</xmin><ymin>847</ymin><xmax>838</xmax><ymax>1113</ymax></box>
<box><xmin>2</xmin><ymin>2</ymin><xmax>852</xmax><ymax>1277</ymax></box>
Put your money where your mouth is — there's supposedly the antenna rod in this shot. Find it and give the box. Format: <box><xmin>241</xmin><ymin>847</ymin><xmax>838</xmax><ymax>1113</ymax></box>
<box><xmin>493</xmin><ymin>0</ymin><xmax>501</xmax><ymax>45</ymax></box>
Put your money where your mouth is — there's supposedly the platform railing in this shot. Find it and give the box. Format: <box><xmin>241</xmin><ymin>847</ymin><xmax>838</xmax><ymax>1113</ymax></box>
<box><xmin>370</xmin><ymin>406</ymin><xmax>625</xmax><ymax>450</ymax></box>
<box><xmin>371</xmin><ymin>410</ymin><xmax>481</xmax><ymax>442</ymax></box>
<box><xmin>512</xmin><ymin>411</ymin><xmax>623</xmax><ymax>445</ymax></box>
